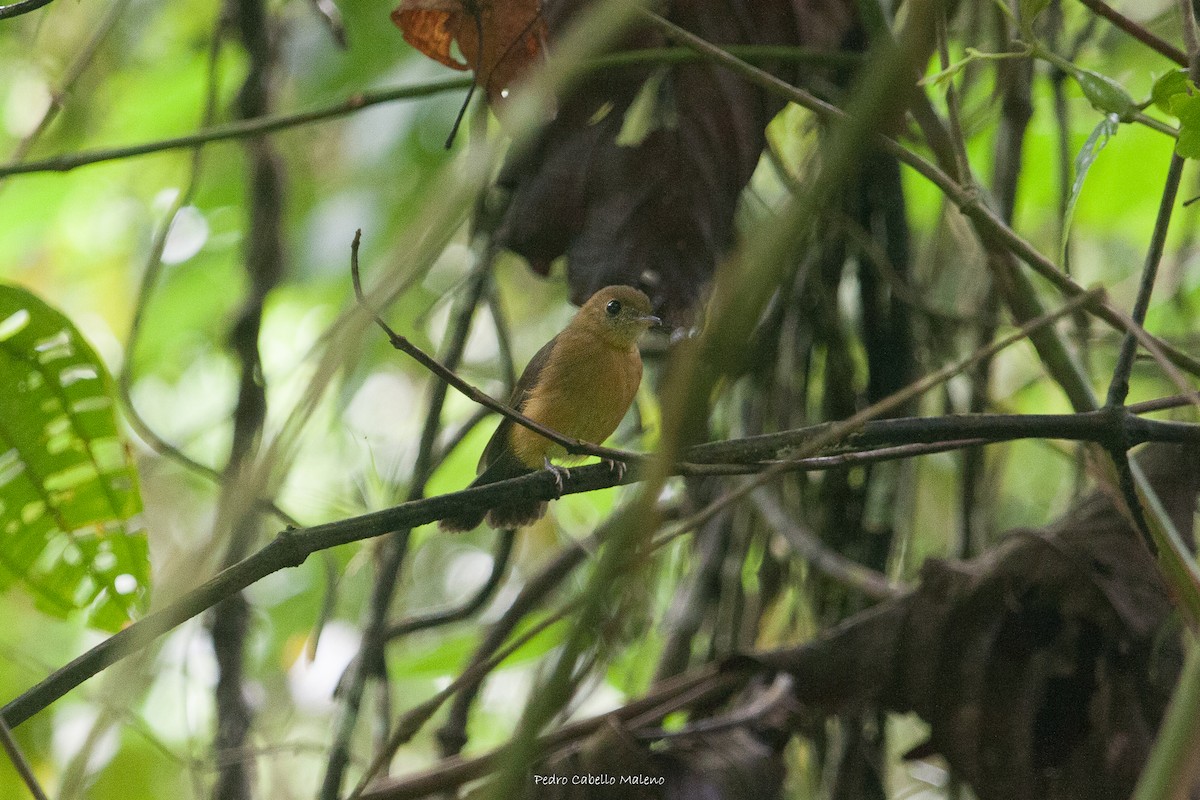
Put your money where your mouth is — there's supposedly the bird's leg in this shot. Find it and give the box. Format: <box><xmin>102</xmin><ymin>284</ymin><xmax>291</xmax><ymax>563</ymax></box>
<box><xmin>543</xmin><ymin>457</ymin><xmax>571</xmax><ymax>497</ymax></box>
<box><xmin>602</xmin><ymin>458</ymin><xmax>626</xmax><ymax>482</ymax></box>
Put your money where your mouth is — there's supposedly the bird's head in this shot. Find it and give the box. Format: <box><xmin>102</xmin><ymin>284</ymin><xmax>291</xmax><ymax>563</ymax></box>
<box><xmin>577</xmin><ymin>285</ymin><xmax>661</xmax><ymax>348</ymax></box>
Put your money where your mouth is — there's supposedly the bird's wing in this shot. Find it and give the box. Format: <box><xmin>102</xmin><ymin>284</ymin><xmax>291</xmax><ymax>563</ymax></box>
<box><xmin>477</xmin><ymin>332</ymin><xmax>560</xmax><ymax>474</ymax></box>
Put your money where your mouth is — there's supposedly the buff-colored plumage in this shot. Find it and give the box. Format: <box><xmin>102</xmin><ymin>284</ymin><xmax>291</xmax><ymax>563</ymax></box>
<box><xmin>440</xmin><ymin>286</ymin><xmax>659</xmax><ymax>531</ymax></box>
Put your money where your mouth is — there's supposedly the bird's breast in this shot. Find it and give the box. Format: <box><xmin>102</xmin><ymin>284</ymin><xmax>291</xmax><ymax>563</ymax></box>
<box><xmin>508</xmin><ymin>337</ymin><xmax>643</xmax><ymax>469</ymax></box>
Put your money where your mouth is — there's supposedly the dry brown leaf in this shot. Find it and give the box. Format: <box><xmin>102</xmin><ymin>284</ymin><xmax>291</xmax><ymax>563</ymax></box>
<box><xmin>391</xmin><ymin>0</ymin><xmax>546</xmax><ymax>103</ymax></box>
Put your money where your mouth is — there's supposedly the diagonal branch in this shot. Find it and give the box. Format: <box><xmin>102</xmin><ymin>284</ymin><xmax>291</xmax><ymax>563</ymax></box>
<box><xmin>1106</xmin><ymin>154</ymin><xmax>1187</xmax><ymax>408</ymax></box>
<box><xmin>351</xmin><ymin>230</ymin><xmax>641</xmax><ymax>464</ymax></box>
<box><xmin>0</xmin><ymin>78</ymin><xmax>471</xmax><ymax>178</ymax></box>
<box><xmin>1077</xmin><ymin>0</ymin><xmax>1188</xmax><ymax>65</ymax></box>
<box><xmin>634</xmin><ymin>9</ymin><xmax>1200</xmax><ymax>383</ymax></box>
<box><xmin>2</xmin><ymin>275</ymin><xmax>1197</xmax><ymax>735</ymax></box>
<box><xmin>321</xmin><ymin>252</ymin><xmax>494</xmax><ymax>800</ymax></box>
<box><xmin>0</xmin><ymin>0</ymin><xmax>53</xmax><ymax>20</ymax></box>
<box><xmin>5</xmin><ymin>405</ymin><xmax>1200</xmax><ymax>731</ymax></box>
<box><xmin>0</xmin><ymin>47</ymin><xmax>854</xmax><ymax>179</ymax></box>
<box><xmin>0</xmin><ymin>717</ymin><xmax>49</xmax><ymax>800</ymax></box>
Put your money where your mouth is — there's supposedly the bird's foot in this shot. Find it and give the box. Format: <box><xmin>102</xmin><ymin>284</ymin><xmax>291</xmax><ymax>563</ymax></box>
<box><xmin>602</xmin><ymin>458</ymin><xmax>627</xmax><ymax>481</ymax></box>
<box><xmin>543</xmin><ymin>457</ymin><xmax>571</xmax><ymax>498</ymax></box>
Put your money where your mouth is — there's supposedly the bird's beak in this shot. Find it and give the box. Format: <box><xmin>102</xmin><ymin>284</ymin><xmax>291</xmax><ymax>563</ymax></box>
<box><xmin>639</xmin><ymin>314</ymin><xmax>663</xmax><ymax>328</ymax></box>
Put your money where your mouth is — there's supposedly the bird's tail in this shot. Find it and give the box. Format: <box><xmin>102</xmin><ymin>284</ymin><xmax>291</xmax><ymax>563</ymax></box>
<box><xmin>438</xmin><ymin>457</ymin><xmax>547</xmax><ymax>532</ymax></box>
<box><xmin>438</xmin><ymin>502</ymin><xmax>487</xmax><ymax>533</ymax></box>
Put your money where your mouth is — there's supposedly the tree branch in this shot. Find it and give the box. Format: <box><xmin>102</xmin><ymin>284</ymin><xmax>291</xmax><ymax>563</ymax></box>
<box><xmin>4</xmin><ymin>275</ymin><xmax>1197</xmax><ymax>737</ymax></box>
<box><xmin>0</xmin><ymin>717</ymin><xmax>49</xmax><ymax>800</ymax></box>
<box><xmin>0</xmin><ymin>0</ymin><xmax>53</xmax><ymax>20</ymax></box>
<box><xmin>1106</xmin><ymin>154</ymin><xmax>1187</xmax><ymax>408</ymax></box>
<box><xmin>0</xmin><ymin>78</ymin><xmax>471</xmax><ymax>177</ymax></box>
<box><xmin>4</xmin><ymin>406</ymin><xmax>1198</xmax><ymax>730</ymax></box>
<box><xmin>634</xmin><ymin>9</ymin><xmax>1200</xmax><ymax>382</ymax></box>
<box><xmin>1077</xmin><ymin>0</ymin><xmax>1188</xmax><ymax>66</ymax></box>
<box><xmin>0</xmin><ymin>47</ymin><xmax>855</xmax><ymax>179</ymax></box>
<box><xmin>321</xmin><ymin>256</ymin><xmax>495</xmax><ymax>800</ymax></box>
<box><xmin>351</xmin><ymin>231</ymin><xmax>640</xmax><ymax>464</ymax></box>
<box><xmin>752</xmin><ymin>489</ymin><xmax>901</xmax><ymax>601</ymax></box>
<box><xmin>207</xmin><ymin>0</ymin><xmax>286</xmax><ymax>792</ymax></box>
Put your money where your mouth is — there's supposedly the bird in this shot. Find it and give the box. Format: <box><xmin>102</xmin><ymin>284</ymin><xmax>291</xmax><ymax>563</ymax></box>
<box><xmin>439</xmin><ymin>285</ymin><xmax>660</xmax><ymax>531</ymax></box>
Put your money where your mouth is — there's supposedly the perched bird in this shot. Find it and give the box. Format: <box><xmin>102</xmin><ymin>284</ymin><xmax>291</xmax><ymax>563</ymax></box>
<box><xmin>440</xmin><ymin>285</ymin><xmax>660</xmax><ymax>531</ymax></box>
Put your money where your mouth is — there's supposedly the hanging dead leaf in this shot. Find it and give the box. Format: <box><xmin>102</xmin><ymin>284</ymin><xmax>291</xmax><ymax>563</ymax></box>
<box><xmin>391</xmin><ymin>0</ymin><xmax>546</xmax><ymax>104</ymax></box>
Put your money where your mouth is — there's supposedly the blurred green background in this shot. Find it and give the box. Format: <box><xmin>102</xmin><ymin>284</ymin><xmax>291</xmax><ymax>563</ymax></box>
<box><xmin>0</xmin><ymin>0</ymin><xmax>1196</xmax><ymax>797</ymax></box>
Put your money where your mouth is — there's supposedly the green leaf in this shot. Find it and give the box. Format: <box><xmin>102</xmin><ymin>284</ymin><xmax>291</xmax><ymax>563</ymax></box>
<box><xmin>1170</xmin><ymin>92</ymin><xmax>1200</xmax><ymax>159</ymax></box>
<box><xmin>1076</xmin><ymin>69</ymin><xmax>1138</xmax><ymax>121</ymax></box>
<box><xmin>1152</xmin><ymin>69</ymin><xmax>1192</xmax><ymax>114</ymax></box>
<box><xmin>0</xmin><ymin>284</ymin><xmax>148</xmax><ymax>632</ymax></box>
<box><xmin>1060</xmin><ymin>114</ymin><xmax>1119</xmax><ymax>264</ymax></box>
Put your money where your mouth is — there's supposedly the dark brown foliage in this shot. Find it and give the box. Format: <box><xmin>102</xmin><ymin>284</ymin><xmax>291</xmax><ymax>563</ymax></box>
<box><xmin>539</xmin><ymin>716</ymin><xmax>786</xmax><ymax>800</ymax></box>
<box><xmin>392</xmin><ymin>0</ymin><xmax>547</xmax><ymax>103</ymax></box>
<box><xmin>495</xmin><ymin>0</ymin><xmax>857</xmax><ymax>323</ymax></box>
<box><xmin>536</xmin><ymin>443</ymin><xmax>1200</xmax><ymax>800</ymax></box>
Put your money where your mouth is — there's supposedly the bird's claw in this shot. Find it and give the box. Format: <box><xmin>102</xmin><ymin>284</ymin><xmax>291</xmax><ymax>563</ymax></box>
<box><xmin>543</xmin><ymin>457</ymin><xmax>570</xmax><ymax>497</ymax></box>
<box><xmin>603</xmin><ymin>458</ymin><xmax>626</xmax><ymax>481</ymax></box>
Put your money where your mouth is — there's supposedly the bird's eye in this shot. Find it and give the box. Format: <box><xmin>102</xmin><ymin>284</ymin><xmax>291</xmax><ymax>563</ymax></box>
<box><xmin>605</xmin><ymin>300</ymin><xmax>622</xmax><ymax>317</ymax></box>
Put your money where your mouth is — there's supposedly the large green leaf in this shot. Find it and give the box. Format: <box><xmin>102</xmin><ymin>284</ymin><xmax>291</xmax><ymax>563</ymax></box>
<box><xmin>1170</xmin><ymin>92</ymin><xmax>1200</xmax><ymax>160</ymax></box>
<box><xmin>0</xmin><ymin>284</ymin><xmax>148</xmax><ymax>631</ymax></box>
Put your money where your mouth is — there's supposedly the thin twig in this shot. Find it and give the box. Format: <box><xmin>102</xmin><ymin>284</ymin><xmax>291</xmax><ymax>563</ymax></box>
<box><xmin>634</xmin><ymin>9</ymin><xmax>1200</xmax><ymax>382</ymax></box>
<box><xmin>435</xmin><ymin>537</ymin><xmax>594</xmax><ymax>757</ymax></box>
<box><xmin>1</xmin><ymin>0</ymin><xmax>132</xmax><ymax>174</ymax></box>
<box><xmin>1105</xmin><ymin>305</ymin><xmax>1200</xmax><ymax>412</ymax></box>
<box><xmin>1129</xmin><ymin>395</ymin><xmax>1198</xmax><ymax>415</ymax></box>
<box><xmin>383</xmin><ymin>531</ymin><xmax>515</xmax><ymax>641</ymax></box>
<box><xmin>0</xmin><ymin>47</ymin><xmax>854</xmax><ymax>179</ymax></box>
<box><xmin>322</xmin><ymin>252</ymin><xmax>495</xmax><ymax>800</ymax></box>
<box><xmin>0</xmin><ymin>0</ymin><xmax>53</xmax><ymax>19</ymax></box>
<box><xmin>9</xmin><ymin>402</ymin><xmax>1200</xmax><ymax>729</ymax></box>
<box><xmin>486</xmin><ymin>281</ymin><xmax>518</xmax><ymax>392</ymax></box>
<box><xmin>1182</xmin><ymin>0</ymin><xmax>1200</xmax><ymax>63</ymax></box>
<box><xmin>431</xmin><ymin>406</ymin><xmax>493</xmax><ymax>466</ymax></box>
<box><xmin>635</xmin><ymin>673</ymin><xmax>795</xmax><ymax>742</ymax></box>
<box><xmin>935</xmin><ymin>7</ymin><xmax>971</xmax><ymax>181</ymax></box>
<box><xmin>0</xmin><ymin>717</ymin><xmax>49</xmax><ymax>800</ymax></box>
<box><xmin>1106</xmin><ymin>154</ymin><xmax>1186</xmax><ymax>408</ymax></box>
<box><xmin>752</xmin><ymin>490</ymin><xmax>901</xmax><ymax>601</ymax></box>
<box><xmin>0</xmin><ymin>78</ymin><xmax>470</xmax><ymax>177</ymax></box>
<box><xmin>1076</xmin><ymin>0</ymin><xmax>1188</xmax><ymax>65</ymax></box>
<box><xmin>351</xmin><ymin>230</ymin><xmax>639</xmax><ymax>464</ymax></box>
<box><xmin>686</xmin><ymin>415</ymin><xmax>1200</xmax><ymax>465</ymax></box>
<box><xmin>349</xmin><ymin>600</ymin><xmax>578</xmax><ymax>799</ymax></box>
